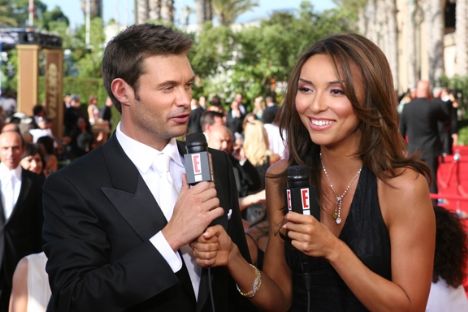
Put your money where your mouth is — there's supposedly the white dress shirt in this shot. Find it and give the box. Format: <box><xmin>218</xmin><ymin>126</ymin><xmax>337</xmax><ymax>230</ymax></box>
<box><xmin>115</xmin><ymin>123</ymin><xmax>201</xmax><ymax>299</ymax></box>
<box><xmin>0</xmin><ymin>163</ymin><xmax>22</xmax><ymax>220</ymax></box>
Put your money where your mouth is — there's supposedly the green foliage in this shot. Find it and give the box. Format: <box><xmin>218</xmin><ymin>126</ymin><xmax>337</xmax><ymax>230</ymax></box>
<box><xmin>72</xmin><ymin>18</ymin><xmax>106</xmax><ymax>78</ymax></box>
<box><xmin>459</xmin><ymin>126</ymin><xmax>468</xmax><ymax>145</ymax></box>
<box><xmin>190</xmin><ymin>23</ymin><xmax>235</xmax><ymax>78</ymax></box>
<box><xmin>0</xmin><ymin>50</ymin><xmax>18</xmax><ymax>92</ymax></box>
<box><xmin>38</xmin><ymin>5</ymin><xmax>70</xmax><ymax>30</ymax></box>
<box><xmin>38</xmin><ymin>76</ymin><xmax>107</xmax><ymax>106</ymax></box>
<box><xmin>191</xmin><ymin>0</ymin><xmax>352</xmax><ymax>107</ymax></box>
<box><xmin>0</xmin><ymin>2</ymin><xmax>17</xmax><ymax>26</ymax></box>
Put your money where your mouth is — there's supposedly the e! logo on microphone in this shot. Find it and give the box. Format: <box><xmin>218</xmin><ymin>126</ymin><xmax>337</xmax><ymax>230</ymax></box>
<box><xmin>191</xmin><ymin>154</ymin><xmax>203</xmax><ymax>182</ymax></box>
<box><xmin>301</xmin><ymin>188</ymin><xmax>310</xmax><ymax>216</ymax></box>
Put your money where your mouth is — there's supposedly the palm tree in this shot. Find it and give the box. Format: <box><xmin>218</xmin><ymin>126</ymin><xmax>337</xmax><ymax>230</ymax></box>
<box><xmin>196</xmin><ymin>0</ymin><xmax>213</xmax><ymax>26</ymax></box>
<box><xmin>211</xmin><ymin>0</ymin><xmax>258</xmax><ymax>26</ymax></box>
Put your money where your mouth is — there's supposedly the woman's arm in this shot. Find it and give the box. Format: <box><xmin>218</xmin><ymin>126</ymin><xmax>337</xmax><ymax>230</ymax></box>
<box><xmin>9</xmin><ymin>257</ymin><xmax>29</xmax><ymax>312</ymax></box>
<box><xmin>192</xmin><ymin>160</ymin><xmax>293</xmax><ymax>312</ymax></box>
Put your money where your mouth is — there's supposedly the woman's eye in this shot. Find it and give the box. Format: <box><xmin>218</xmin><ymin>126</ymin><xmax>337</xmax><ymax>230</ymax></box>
<box><xmin>330</xmin><ymin>88</ymin><xmax>345</xmax><ymax>95</ymax></box>
<box><xmin>298</xmin><ymin>86</ymin><xmax>313</xmax><ymax>93</ymax></box>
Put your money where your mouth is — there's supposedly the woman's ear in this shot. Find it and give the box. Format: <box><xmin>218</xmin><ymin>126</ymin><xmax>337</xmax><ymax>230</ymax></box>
<box><xmin>111</xmin><ymin>78</ymin><xmax>133</xmax><ymax>108</ymax></box>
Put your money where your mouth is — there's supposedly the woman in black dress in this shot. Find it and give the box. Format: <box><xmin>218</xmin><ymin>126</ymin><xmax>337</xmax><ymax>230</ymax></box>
<box><xmin>191</xmin><ymin>33</ymin><xmax>435</xmax><ymax>311</ymax></box>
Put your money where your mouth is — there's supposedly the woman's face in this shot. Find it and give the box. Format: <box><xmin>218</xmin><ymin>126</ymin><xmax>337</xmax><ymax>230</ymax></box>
<box><xmin>295</xmin><ymin>54</ymin><xmax>362</xmax><ymax>151</ymax></box>
<box><xmin>20</xmin><ymin>152</ymin><xmax>43</xmax><ymax>175</ymax></box>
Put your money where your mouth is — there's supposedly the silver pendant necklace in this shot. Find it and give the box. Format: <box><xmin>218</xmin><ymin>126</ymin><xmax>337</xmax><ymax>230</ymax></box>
<box><xmin>320</xmin><ymin>153</ymin><xmax>362</xmax><ymax>224</ymax></box>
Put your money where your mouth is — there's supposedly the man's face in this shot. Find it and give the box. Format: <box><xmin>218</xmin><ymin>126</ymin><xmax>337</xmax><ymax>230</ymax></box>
<box><xmin>121</xmin><ymin>54</ymin><xmax>195</xmax><ymax>150</ymax></box>
<box><xmin>0</xmin><ymin>131</ymin><xmax>24</xmax><ymax>169</ymax></box>
<box><xmin>207</xmin><ymin>126</ymin><xmax>232</xmax><ymax>153</ymax></box>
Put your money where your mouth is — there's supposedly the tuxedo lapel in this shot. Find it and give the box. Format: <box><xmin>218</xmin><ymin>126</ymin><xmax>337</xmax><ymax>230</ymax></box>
<box><xmin>102</xmin><ymin>177</ymin><xmax>168</xmax><ymax>240</ymax></box>
<box><xmin>101</xmin><ymin>135</ymin><xmax>167</xmax><ymax>240</ymax></box>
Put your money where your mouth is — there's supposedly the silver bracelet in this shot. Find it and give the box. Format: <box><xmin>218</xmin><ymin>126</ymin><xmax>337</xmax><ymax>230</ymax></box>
<box><xmin>236</xmin><ymin>264</ymin><xmax>262</xmax><ymax>298</ymax></box>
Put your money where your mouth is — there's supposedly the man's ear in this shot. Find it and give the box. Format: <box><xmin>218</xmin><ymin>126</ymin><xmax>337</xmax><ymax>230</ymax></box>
<box><xmin>111</xmin><ymin>78</ymin><xmax>133</xmax><ymax>108</ymax></box>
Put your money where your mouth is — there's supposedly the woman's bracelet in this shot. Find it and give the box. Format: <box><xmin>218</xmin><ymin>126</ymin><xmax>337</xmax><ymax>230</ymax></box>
<box><xmin>236</xmin><ymin>263</ymin><xmax>262</xmax><ymax>298</ymax></box>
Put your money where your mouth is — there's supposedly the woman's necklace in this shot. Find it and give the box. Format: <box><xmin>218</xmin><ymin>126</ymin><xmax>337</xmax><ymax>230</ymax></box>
<box><xmin>320</xmin><ymin>153</ymin><xmax>362</xmax><ymax>225</ymax></box>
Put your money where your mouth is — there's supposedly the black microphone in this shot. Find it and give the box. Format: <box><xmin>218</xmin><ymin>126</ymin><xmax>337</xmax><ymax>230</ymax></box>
<box><xmin>184</xmin><ymin>133</ymin><xmax>218</xmax><ymax>312</ymax></box>
<box><xmin>286</xmin><ymin>165</ymin><xmax>315</xmax><ymax>310</ymax></box>
<box><xmin>184</xmin><ymin>133</ymin><xmax>214</xmax><ymax>185</ymax></box>
<box><xmin>286</xmin><ymin>165</ymin><xmax>315</xmax><ymax>217</ymax></box>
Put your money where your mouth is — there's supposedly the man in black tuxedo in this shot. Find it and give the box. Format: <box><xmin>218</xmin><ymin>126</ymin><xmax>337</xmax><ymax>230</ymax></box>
<box><xmin>400</xmin><ymin>80</ymin><xmax>451</xmax><ymax>193</ymax></box>
<box><xmin>0</xmin><ymin>130</ymin><xmax>43</xmax><ymax>311</ymax></box>
<box><xmin>43</xmin><ymin>24</ymin><xmax>255</xmax><ymax>312</ymax></box>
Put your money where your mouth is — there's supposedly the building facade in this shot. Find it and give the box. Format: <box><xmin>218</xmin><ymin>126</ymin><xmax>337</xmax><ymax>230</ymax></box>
<box><xmin>357</xmin><ymin>0</ymin><xmax>467</xmax><ymax>92</ymax></box>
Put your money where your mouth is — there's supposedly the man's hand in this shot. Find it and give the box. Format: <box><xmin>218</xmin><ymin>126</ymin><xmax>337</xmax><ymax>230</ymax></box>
<box><xmin>162</xmin><ymin>175</ymin><xmax>224</xmax><ymax>250</ymax></box>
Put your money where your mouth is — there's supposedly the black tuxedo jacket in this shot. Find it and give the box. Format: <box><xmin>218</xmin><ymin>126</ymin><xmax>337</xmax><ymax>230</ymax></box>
<box><xmin>0</xmin><ymin>169</ymin><xmax>44</xmax><ymax>311</ymax></box>
<box><xmin>43</xmin><ymin>134</ymin><xmax>256</xmax><ymax>312</ymax></box>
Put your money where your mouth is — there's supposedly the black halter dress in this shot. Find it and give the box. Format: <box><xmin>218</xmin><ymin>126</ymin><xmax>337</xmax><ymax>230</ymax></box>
<box><xmin>285</xmin><ymin>167</ymin><xmax>391</xmax><ymax>311</ymax></box>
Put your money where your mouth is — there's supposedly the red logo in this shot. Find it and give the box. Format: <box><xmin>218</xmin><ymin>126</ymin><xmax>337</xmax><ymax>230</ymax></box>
<box><xmin>192</xmin><ymin>154</ymin><xmax>201</xmax><ymax>174</ymax></box>
<box><xmin>301</xmin><ymin>188</ymin><xmax>310</xmax><ymax>214</ymax></box>
<box><xmin>287</xmin><ymin>189</ymin><xmax>292</xmax><ymax>211</ymax></box>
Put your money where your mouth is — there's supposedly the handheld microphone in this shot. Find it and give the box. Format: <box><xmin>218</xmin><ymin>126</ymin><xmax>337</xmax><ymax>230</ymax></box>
<box><xmin>286</xmin><ymin>165</ymin><xmax>320</xmax><ymax>219</ymax></box>
<box><xmin>184</xmin><ymin>133</ymin><xmax>214</xmax><ymax>185</ymax></box>
<box><xmin>184</xmin><ymin>133</ymin><xmax>217</xmax><ymax>312</ymax></box>
<box><xmin>286</xmin><ymin>165</ymin><xmax>315</xmax><ymax>310</ymax></box>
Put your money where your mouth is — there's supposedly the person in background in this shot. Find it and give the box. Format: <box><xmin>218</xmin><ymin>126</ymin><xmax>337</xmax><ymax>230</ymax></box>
<box><xmin>30</xmin><ymin>105</ymin><xmax>46</xmax><ymax>129</ymax></box>
<box><xmin>187</xmin><ymin>98</ymin><xmax>205</xmax><ymax>134</ymax></box>
<box><xmin>29</xmin><ymin>117</ymin><xmax>54</xmax><ymax>144</ymax></box>
<box><xmin>64</xmin><ymin>95</ymin><xmax>86</xmax><ymax>137</ymax></box>
<box><xmin>87</xmin><ymin>95</ymin><xmax>100</xmax><ymax>126</ymax></box>
<box><xmin>101</xmin><ymin>96</ymin><xmax>113</xmax><ymax>129</ymax></box>
<box><xmin>36</xmin><ymin>136</ymin><xmax>58</xmax><ymax>175</ymax></box>
<box><xmin>226</xmin><ymin>93</ymin><xmax>246</xmax><ymax>135</ymax></box>
<box><xmin>243</xmin><ymin>119</ymin><xmax>280</xmax><ymax>189</ymax></box>
<box><xmin>426</xmin><ymin>206</ymin><xmax>468</xmax><ymax>311</ymax></box>
<box><xmin>400</xmin><ymin>80</ymin><xmax>451</xmax><ymax>193</ymax></box>
<box><xmin>252</xmin><ymin>96</ymin><xmax>265</xmax><ymax>121</ymax></box>
<box><xmin>191</xmin><ymin>33</ymin><xmax>435</xmax><ymax>312</ymax></box>
<box><xmin>206</xmin><ymin>124</ymin><xmax>262</xmax><ymax>211</ymax></box>
<box><xmin>200</xmin><ymin>110</ymin><xmax>225</xmax><ymax>138</ymax></box>
<box><xmin>19</xmin><ymin>143</ymin><xmax>44</xmax><ymax>176</ymax></box>
<box><xmin>0</xmin><ymin>130</ymin><xmax>44</xmax><ymax>311</ymax></box>
<box><xmin>440</xmin><ymin>88</ymin><xmax>459</xmax><ymax>149</ymax></box>
<box><xmin>262</xmin><ymin>96</ymin><xmax>278</xmax><ymax>123</ymax></box>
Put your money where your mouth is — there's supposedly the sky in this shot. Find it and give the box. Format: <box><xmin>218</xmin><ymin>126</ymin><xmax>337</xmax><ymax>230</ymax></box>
<box><xmin>42</xmin><ymin>0</ymin><xmax>336</xmax><ymax>29</ymax></box>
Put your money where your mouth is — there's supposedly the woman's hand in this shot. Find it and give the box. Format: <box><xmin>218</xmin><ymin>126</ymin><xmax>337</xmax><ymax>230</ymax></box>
<box><xmin>191</xmin><ymin>225</ymin><xmax>235</xmax><ymax>267</ymax></box>
<box><xmin>283</xmin><ymin>212</ymin><xmax>339</xmax><ymax>259</ymax></box>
